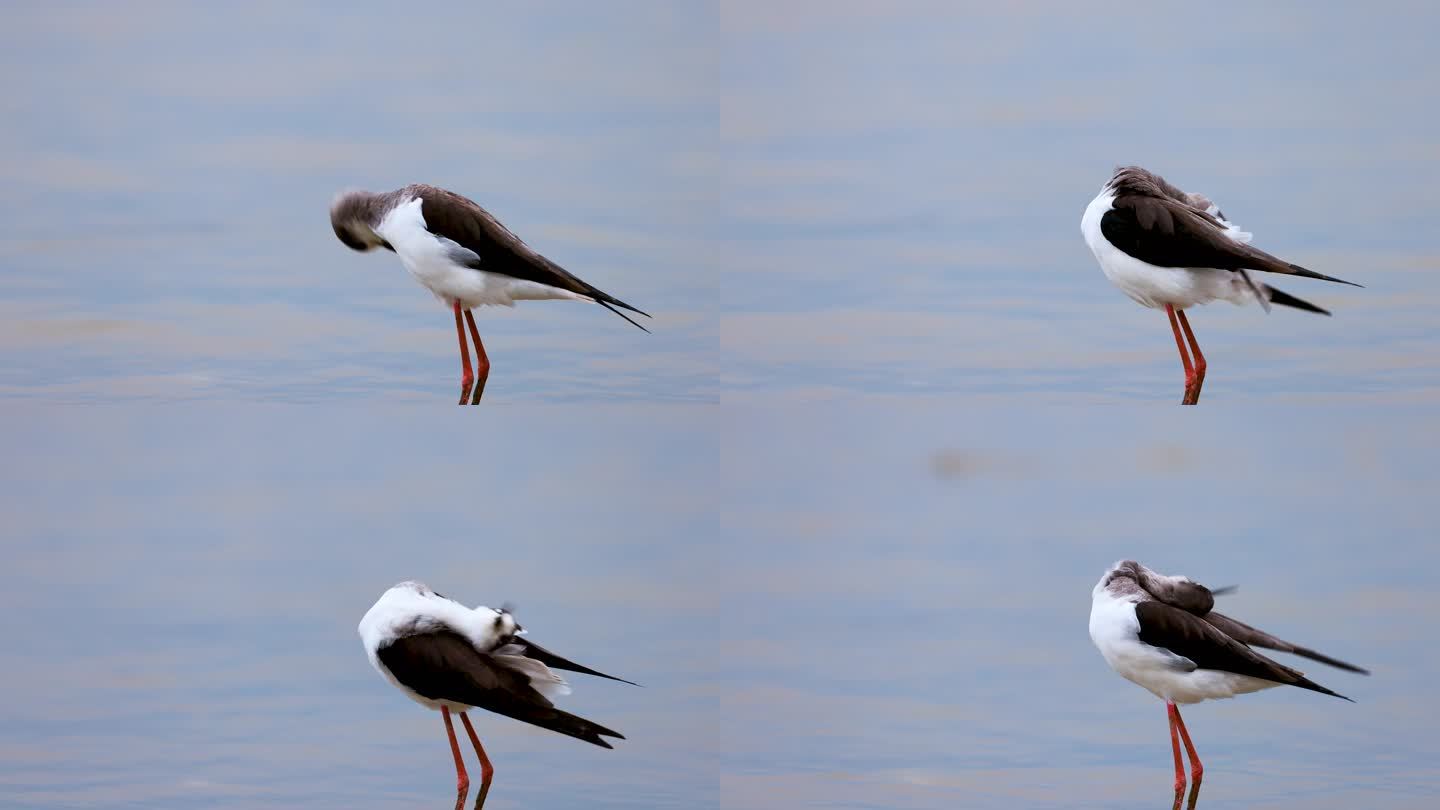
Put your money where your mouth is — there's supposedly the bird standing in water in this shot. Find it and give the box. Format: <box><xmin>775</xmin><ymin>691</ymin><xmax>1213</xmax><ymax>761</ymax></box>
<box><xmin>1081</xmin><ymin>166</ymin><xmax>1359</xmax><ymax>404</ymax></box>
<box><xmin>1089</xmin><ymin>560</ymin><xmax>1366</xmax><ymax>800</ymax></box>
<box><xmin>331</xmin><ymin>184</ymin><xmax>649</xmax><ymax>404</ymax></box>
<box><xmin>359</xmin><ymin>582</ymin><xmax>634</xmax><ymax>805</ymax></box>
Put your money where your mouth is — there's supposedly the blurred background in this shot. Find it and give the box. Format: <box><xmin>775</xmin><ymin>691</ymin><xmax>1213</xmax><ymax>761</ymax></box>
<box><xmin>3</xmin><ymin>405</ymin><xmax>1437</xmax><ymax>809</ymax></box>
<box><xmin>2</xmin><ymin>1</ymin><xmax>1438</xmax><ymax>809</ymax></box>
<box><xmin>1</xmin><ymin>1</ymin><xmax>1435</xmax><ymax>403</ymax></box>
<box><xmin>0</xmin><ymin>407</ymin><xmax>716</xmax><ymax>810</ymax></box>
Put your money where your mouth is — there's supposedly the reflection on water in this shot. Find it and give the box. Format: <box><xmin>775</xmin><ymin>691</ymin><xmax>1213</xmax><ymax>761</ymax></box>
<box><xmin>1174</xmin><ymin>782</ymin><xmax>1201</xmax><ymax>810</ymax></box>
<box><xmin>2</xmin><ymin>1</ymin><xmax>1440</xmax><ymax>810</ymax></box>
<box><xmin>455</xmin><ymin>778</ymin><xmax>491</xmax><ymax>810</ymax></box>
<box><xmin>0</xmin><ymin>406</ymin><xmax>714</xmax><ymax>810</ymax></box>
<box><xmin>711</xmin><ymin>402</ymin><xmax>1439</xmax><ymax>810</ymax></box>
<box><xmin>2</xmin><ymin>398</ymin><xmax>1438</xmax><ymax>809</ymax></box>
<box><xmin>1</xmin><ymin>5</ymin><xmax>1437</xmax><ymax>404</ymax></box>
<box><xmin>0</xmin><ymin>3</ymin><xmax>713</xmax><ymax>405</ymax></box>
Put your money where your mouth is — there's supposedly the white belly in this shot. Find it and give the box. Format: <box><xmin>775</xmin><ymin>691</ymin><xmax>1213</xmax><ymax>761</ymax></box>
<box><xmin>1091</xmin><ymin>596</ymin><xmax>1280</xmax><ymax>705</ymax></box>
<box><xmin>1080</xmin><ymin>190</ymin><xmax>1257</xmax><ymax>310</ymax></box>
<box><xmin>398</xmin><ymin>251</ymin><xmax>585</xmax><ymax>309</ymax></box>
<box><xmin>376</xmin><ymin>197</ymin><xmax>589</xmax><ymax>309</ymax></box>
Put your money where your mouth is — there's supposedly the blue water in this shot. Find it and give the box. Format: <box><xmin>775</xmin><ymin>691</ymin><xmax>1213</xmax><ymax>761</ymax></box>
<box><xmin>1</xmin><ymin>2</ymin><xmax>1438</xmax><ymax>809</ymax></box>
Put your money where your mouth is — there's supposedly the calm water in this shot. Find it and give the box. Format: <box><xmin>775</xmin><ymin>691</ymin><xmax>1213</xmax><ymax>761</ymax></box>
<box><xmin>0</xmin><ymin>407</ymin><xmax>717</xmax><ymax>810</ymax></box>
<box><xmin>2</xmin><ymin>2</ymin><xmax>1439</xmax><ymax>809</ymax></box>
<box><xmin>3</xmin><ymin>406</ymin><xmax>1436</xmax><ymax>809</ymax></box>
<box><xmin>2</xmin><ymin>2</ymin><xmax>1436</xmax><ymax>404</ymax></box>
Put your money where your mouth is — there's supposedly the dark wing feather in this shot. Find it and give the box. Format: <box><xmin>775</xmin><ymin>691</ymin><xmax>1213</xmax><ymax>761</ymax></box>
<box><xmin>1100</xmin><ymin>194</ymin><xmax>1359</xmax><ymax>287</ymax></box>
<box><xmin>513</xmin><ymin>638</ymin><xmax>639</xmax><ymax>686</ymax></box>
<box><xmin>1264</xmin><ymin>284</ymin><xmax>1331</xmax><ymax>315</ymax></box>
<box><xmin>376</xmin><ymin>629</ymin><xmax>624</xmax><ymax>747</ymax></box>
<box><xmin>1134</xmin><ymin>602</ymin><xmax>1351</xmax><ymax>700</ymax></box>
<box><xmin>1204</xmin><ymin>612</ymin><xmax>1369</xmax><ymax>675</ymax></box>
<box><xmin>410</xmin><ymin>185</ymin><xmax>651</xmax><ymax>329</ymax></box>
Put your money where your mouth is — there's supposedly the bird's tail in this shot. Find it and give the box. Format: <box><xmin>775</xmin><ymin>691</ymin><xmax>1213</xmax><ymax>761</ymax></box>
<box><xmin>530</xmin><ymin>708</ymin><xmax>626</xmax><ymax>749</ymax></box>
<box><xmin>1263</xmin><ymin>284</ymin><xmax>1332</xmax><ymax>316</ymax></box>
<box><xmin>1293</xmin><ymin>675</ymin><xmax>1355</xmax><ymax>702</ymax></box>
<box><xmin>585</xmin><ymin>288</ymin><xmax>651</xmax><ymax>333</ymax></box>
<box><xmin>597</xmin><ymin>300</ymin><xmax>652</xmax><ymax>333</ymax></box>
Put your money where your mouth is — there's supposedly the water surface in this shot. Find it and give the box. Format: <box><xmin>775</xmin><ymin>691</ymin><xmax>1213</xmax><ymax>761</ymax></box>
<box><xmin>2</xmin><ymin>2</ymin><xmax>1438</xmax><ymax>809</ymax></box>
<box><xmin>2</xmin><ymin>2</ymin><xmax>1437</xmax><ymax>403</ymax></box>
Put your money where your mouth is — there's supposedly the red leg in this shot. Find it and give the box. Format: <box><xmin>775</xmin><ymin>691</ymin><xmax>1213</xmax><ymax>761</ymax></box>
<box><xmin>459</xmin><ymin>712</ymin><xmax>494</xmax><ymax>804</ymax></box>
<box><xmin>1172</xmin><ymin>703</ymin><xmax>1203</xmax><ymax>785</ymax></box>
<box><xmin>1165</xmin><ymin>305</ymin><xmax>1199</xmax><ymax>405</ymax></box>
<box><xmin>462</xmin><ymin>310</ymin><xmax>490</xmax><ymax>404</ymax></box>
<box><xmin>453</xmin><ymin>301</ymin><xmax>474</xmax><ymax>391</ymax></box>
<box><xmin>1176</xmin><ymin>309</ymin><xmax>1206</xmax><ymax>400</ymax></box>
<box><xmin>1166</xmin><ymin>702</ymin><xmax>1186</xmax><ymax>794</ymax></box>
<box><xmin>442</xmin><ymin>707</ymin><xmax>470</xmax><ymax>795</ymax></box>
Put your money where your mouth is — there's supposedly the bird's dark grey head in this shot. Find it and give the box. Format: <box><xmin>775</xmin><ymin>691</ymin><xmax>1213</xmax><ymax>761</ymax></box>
<box><xmin>330</xmin><ymin>190</ymin><xmax>393</xmax><ymax>252</ymax></box>
<box><xmin>1097</xmin><ymin>559</ymin><xmax>1218</xmax><ymax>613</ymax></box>
<box><xmin>1098</xmin><ymin>559</ymin><xmax>1145</xmax><ymax>595</ymax></box>
<box><xmin>1108</xmin><ymin>165</ymin><xmax>1196</xmax><ymax>204</ymax></box>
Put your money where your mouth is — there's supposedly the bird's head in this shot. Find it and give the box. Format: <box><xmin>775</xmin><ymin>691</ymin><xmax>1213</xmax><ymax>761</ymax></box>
<box><xmin>1096</xmin><ymin>560</ymin><xmax>1222</xmax><ymax>612</ymax></box>
<box><xmin>330</xmin><ymin>190</ymin><xmax>393</xmax><ymax>252</ymax></box>
<box><xmin>489</xmin><ymin>603</ymin><xmax>525</xmax><ymax>643</ymax></box>
<box><xmin>1095</xmin><ymin>559</ymin><xmax>1143</xmax><ymax>597</ymax></box>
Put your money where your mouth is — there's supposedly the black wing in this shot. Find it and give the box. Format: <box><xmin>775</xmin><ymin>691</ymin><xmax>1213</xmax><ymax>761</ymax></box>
<box><xmin>512</xmin><ymin>637</ymin><xmax>639</xmax><ymax>686</ymax></box>
<box><xmin>1263</xmin><ymin>284</ymin><xmax>1331</xmax><ymax>315</ymax></box>
<box><xmin>1134</xmin><ymin>601</ymin><xmax>1351</xmax><ymax>700</ymax></box>
<box><xmin>1100</xmin><ymin>194</ymin><xmax>1359</xmax><ymax>286</ymax></box>
<box><xmin>411</xmin><ymin>185</ymin><xmax>651</xmax><ymax>331</ymax></box>
<box><xmin>1204</xmin><ymin>611</ymin><xmax>1369</xmax><ymax>675</ymax></box>
<box><xmin>377</xmin><ymin>629</ymin><xmax>624</xmax><ymax>747</ymax></box>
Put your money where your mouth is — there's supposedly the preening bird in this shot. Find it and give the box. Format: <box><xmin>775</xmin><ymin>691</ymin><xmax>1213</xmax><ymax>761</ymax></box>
<box><xmin>331</xmin><ymin>184</ymin><xmax>649</xmax><ymax>402</ymax></box>
<box><xmin>358</xmin><ymin>581</ymin><xmax>634</xmax><ymax>799</ymax></box>
<box><xmin>1080</xmin><ymin>166</ymin><xmax>1360</xmax><ymax>404</ymax></box>
<box><xmin>1088</xmin><ymin>560</ymin><xmax>1367</xmax><ymax>793</ymax></box>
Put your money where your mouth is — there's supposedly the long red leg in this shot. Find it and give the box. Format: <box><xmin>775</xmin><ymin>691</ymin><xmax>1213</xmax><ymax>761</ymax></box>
<box><xmin>442</xmin><ymin>707</ymin><xmax>470</xmax><ymax>795</ymax></box>
<box><xmin>1165</xmin><ymin>304</ymin><xmax>1198</xmax><ymax>405</ymax></box>
<box><xmin>1166</xmin><ymin>702</ymin><xmax>1186</xmax><ymax>794</ymax></box>
<box><xmin>462</xmin><ymin>310</ymin><xmax>490</xmax><ymax>404</ymax></box>
<box><xmin>453</xmin><ymin>301</ymin><xmax>474</xmax><ymax>391</ymax></box>
<box><xmin>1172</xmin><ymin>703</ymin><xmax>1203</xmax><ymax>785</ymax></box>
<box><xmin>1176</xmin><ymin>309</ymin><xmax>1206</xmax><ymax>402</ymax></box>
<box><xmin>459</xmin><ymin>712</ymin><xmax>494</xmax><ymax>805</ymax></box>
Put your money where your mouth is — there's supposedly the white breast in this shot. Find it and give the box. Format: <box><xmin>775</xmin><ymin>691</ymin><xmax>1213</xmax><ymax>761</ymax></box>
<box><xmin>373</xmin><ymin>197</ymin><xmax>591</xmax><ymax>309</ymax></box>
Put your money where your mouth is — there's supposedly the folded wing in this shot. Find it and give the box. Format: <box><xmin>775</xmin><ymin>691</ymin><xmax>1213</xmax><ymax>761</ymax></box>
<box><xmin>1135</xmin><ymin>601</ymin><xmax>1351</xmax><ymax>701</ymax></box>
<box><xmin>1100</xmin><ymin>195</ymin><xmax>1359</xmax><ymax>287</ymax></box>
<box><xmin>377</xmin><ymin>629</ymin><xmax>625</xmax><ymax>747</ymax></box>
<box><xmin>1204</xmin><ymin>611</ymin><xmax>1370</xmax><ymax>675</ymax></box>
<box><xmin>411</xmin><ymin>185</ymin><xmax>651</xmax><ymax>330</ymax></box>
